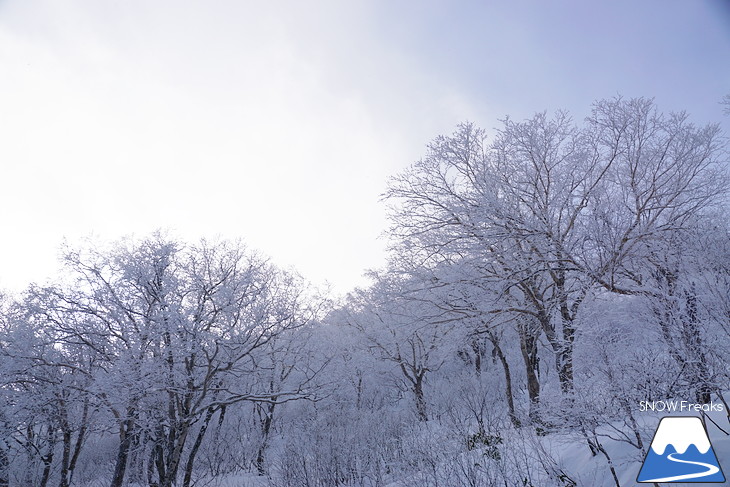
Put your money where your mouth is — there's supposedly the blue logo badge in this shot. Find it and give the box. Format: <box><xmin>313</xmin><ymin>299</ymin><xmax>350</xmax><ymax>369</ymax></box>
<box><xmin>637</xmin><ymin>416</ymin><xmax>725</xmax><ymax>483</ymax></box>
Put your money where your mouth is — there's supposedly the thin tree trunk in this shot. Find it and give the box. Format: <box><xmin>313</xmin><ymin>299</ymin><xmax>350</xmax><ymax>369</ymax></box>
<box><xmin>684</xmin><ymin>288</ymin><xmax>712</xmax><ymax>404</ymax></box>
<box><xmin>534</xmin><ymin>299</ymin><xmax>575</xmax><ymax>395</ymax></box>
<box><xmin>39</xmin><ymin>427</ymin><xmax>57</xmax><ymax>487</ymax></box>
<box><xmin>23</xmin><ymin>423</ymin><xmax>36</xmax><ymax>487</ymax></box>
<box><xmin>59</xmin><ymin>426</ymin><xmax>72</xmax><ymax>487</ymax></box>
<box><xmin>68</xmin><ymin>398</ymin><xmax>89</xmax><ymax>485</ymax></box>
<box><xmin>414</xmin><ymin>374</ymin><xmax>428</xmax><ymax>422</ymax></box>
<box><xmin>151</xmin><ymin>425</ymin><xmax>166</xmax><ymax>486</ymax></box>
<box><xmin>160</xmin><ymin>423</ymin><xmax>190</xmax><ymax>487</ymax></box>
<box><xmin>554</xmin><ymin>263</ymin><xmax>584</xmax><ymax>395</ymax></box>
<box><xmin>110</xmin><ymin>416</ymin><xmax>135</xmax><ymax>487</ymax></box>
<box><xmin>126</xmin><ymin>425</ymin><xmax>145</xmax><ymax>484</ymax></box>
<box><xmin>399</xmin><ymin>361</ymin><xmax>429</xmax><ymax>422</ymax></box>
<box><xmin>518</xmin><ymin>319</ymin><xmax>541</xmax><ymax>422</ymax></box>
<box><xmin>355</xmin><ymin>372</ymin><xmax>363</xmax><ymax>410</ymax></box>
<box><xmin>147</xmin><ymin>442</ymin><xmax>161</xmax><ymax>487</ymax></box>
<box><xmin>255</xmin><ymin>402</ymin><xmax>276</xmax><ymax>475</ymax></box>
<box><xmin>471</xmin><ymin>338</ymin><xmax>484</xmax><ymax>376</ymax></box>
<box><xmin>592</xmin><ymin>434</ymin><xmax>620</xmax><ymax>487</ymax></box>
<box><xmin>580</xmin><ymin>425</ymin><xmax>598</xmax><ymax>457</ymax></box>
<box><xmin>0</xmin><ymin>442</ymin><xmax>8</xmax><ymax>487</ymax></box>
<box><xmin>183</xmin><ymin>407</ymin><xmax>217</xmax><ymax>487</ymax></box>
<box><xmin>487</xmin><ymin>330</ymin><xmax>520</xmax><ymax>427</ymax></box>
<box><xmin>558</xmin><ymin>313</ymin><xmax>576</xmax><ymax>393</ymax></box>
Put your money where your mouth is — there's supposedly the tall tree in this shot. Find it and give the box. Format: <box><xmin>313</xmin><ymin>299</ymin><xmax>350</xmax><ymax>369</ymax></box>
<box><xmin>22</xmin><ymin>235</ymin><xmax>321</xmax><ymax>487</ymax></box>
<box><xmin>385</xmin><ymin>97</ymin><xmax>728</xmax><ymax>397</ymax></box>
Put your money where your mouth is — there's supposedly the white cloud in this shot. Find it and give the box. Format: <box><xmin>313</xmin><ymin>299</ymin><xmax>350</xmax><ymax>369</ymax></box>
<box><xmin>1</xmin><ymin>0</ymin><xmax>727</xmax><ymax>294</ymax></box>
<box><xmin>0</xmin><ymin>0</ymin><xmax>473</xmax><ymax>294</ymax></box>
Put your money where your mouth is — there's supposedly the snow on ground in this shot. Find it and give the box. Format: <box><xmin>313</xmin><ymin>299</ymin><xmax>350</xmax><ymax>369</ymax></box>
<box><xmin>557</xmin><ymin>408</ymin><xmax>730</xmax><ymax>487</ymax></box>
<box><xmin>75</xmin><ymin>409</ymin><xmax>730</xmax><ymax>486</ymax></box>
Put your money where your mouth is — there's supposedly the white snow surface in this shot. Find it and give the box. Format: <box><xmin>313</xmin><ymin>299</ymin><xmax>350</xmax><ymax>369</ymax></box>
<box><xmin>76</xmin><ymin>411</ymin><xmax>730</xmax><ymax>487</ymax></box>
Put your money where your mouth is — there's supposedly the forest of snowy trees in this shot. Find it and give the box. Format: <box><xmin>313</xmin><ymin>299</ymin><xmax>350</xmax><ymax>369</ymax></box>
<box><xmin>2</xmin><ymin>97</ymin><xmax>730</xmax><ymax>486</ymax></box>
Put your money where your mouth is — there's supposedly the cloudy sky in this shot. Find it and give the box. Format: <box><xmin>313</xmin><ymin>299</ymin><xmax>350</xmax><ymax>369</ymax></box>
<box><xmin>1</xmin><ymin>0</ymin><xmax>729</xmax><ymax>295</ymax></box>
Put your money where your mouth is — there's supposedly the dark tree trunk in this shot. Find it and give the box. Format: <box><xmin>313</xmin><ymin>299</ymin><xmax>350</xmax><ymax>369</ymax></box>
<box><xmin>553</xmin><ymin>265</ymin><xmax>583</xmax><ymax>395</ymax></box>
<box><xmin>558</xmin><ymin>328</ymin><xmax>575</xmax><ymax>394</ymax></box>
<box><xmin>147</xmin><ymin>442</ymin><xmax>161</xmax><ymax>487</ymax></box>
<box><xmin>592</xmin><ymin>434</ymin><xmax>620</xmax><ymax>487</ymax></box>
<box><xmin>110</xmin><ymin>415</ymin><xmax>135</xmax><ymax>487</ymax></box>
<box><xmin>471</xmin><ymin>338</ymin><xmax>485</xmax><ymax>375</ymax></box>
<box><xmin>518</xmin><ymin>318</ymin><xmax>541</xmax><ymax>422</ymax></box>
<box><xmin>487</xmin><ymin>330</ymin><xmax>520</xmax><ymax>427</ymax></box>
<box><xmin>0</xmin><ymin>442</ymin><xmax>7</xmax><ymax>487</ymax></box>
<box><xmin>59</xmin><ymin>426</ymin><xmax>72</xmax><ymax>487</ymax></box>
<box><xmin>126</xmin><ymin>425</ymin><xmax>145</xmax><ymax>484</ymax></box>
<box><xmin>183</xmin><ymin>407</ymin><xmax>217</xmax><ymax>487</ymax></box>
<box><xmin>540</xmin><ymin>316</ymin><xmax>575</xmax><ymax>394</ymax></box>
<box><xmin>557</xmin><ymin>291</ymin><xmax>577</xmax><ymax>394</ymax></box>
<box><xmin>58</xmin><ymin>395</ymin><xmax>88</xmax><ymax>487</ymax></box>
<box><xmin>355</xmin><ymin>372</ymin><xmax>364</xmax><ymax>410</ymax></box>
<box><xmin>531</xmin><ymin>295</ymin><xmax>575</xmax><ymax>395</ymax></box>
<box><xmin>654</xmin><ymin>268</ymin><xmax>713</xmax><ymax>404</ymax></box>
<box><xmin>414</xmin><ymin>374</ymin><xmax>428</xmax><ymax>422</ymax></box>
<box><xmin>39</xmin><ymin>427</ymin><xmax>57</xmax><ymax>487</ymax></box>
<box><xmin>68</xmin><ymin>398</ymin><xmax>88</xmax><ymax>484</ymax></box>
<box><xmin>684</xmin><ymin>288</ymin><xmax>712</xmax><ymax>404</ymax></box>
<box><xmin>399</xmin><ymin>361</ymin><xmax>429</xmax><ymax>422</ymax></box>
<box><xmin>255</xmin><ymin>402</ymin><xmax>276</xmax><ymax>475</ymax></box>
<box><xmin>159</xmin><ymin>423</ymin><xmax>190</xmax><ymax>487</ymax></box>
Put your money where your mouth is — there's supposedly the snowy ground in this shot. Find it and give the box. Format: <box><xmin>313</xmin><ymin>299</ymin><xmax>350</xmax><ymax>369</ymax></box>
<box><xmin>537</xmin><ymin>409</ymin><xmax>730</xmax><ymax>487</ymax></box>
<box><xmin>74</xmin><ymin>409</ymin><xmax>730</xmax><ymax>487</ymax></box>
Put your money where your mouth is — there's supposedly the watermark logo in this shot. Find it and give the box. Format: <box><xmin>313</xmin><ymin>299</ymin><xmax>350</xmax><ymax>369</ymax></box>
<box><xmin>637</xmin><ymin>416</ymin><xmax>725</xmax><ymax>483</ymax></box>
<box><xmin>639</xmin><ymin>400</ymin><xmax>724</xmax><ymax>413</ymax></box>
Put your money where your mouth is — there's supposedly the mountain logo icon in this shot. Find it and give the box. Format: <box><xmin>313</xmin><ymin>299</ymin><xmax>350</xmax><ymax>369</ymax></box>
<box><xmin>637</xmin><ymin>416</ymin><xmax>725</xmax><ymax>483</ymax></box>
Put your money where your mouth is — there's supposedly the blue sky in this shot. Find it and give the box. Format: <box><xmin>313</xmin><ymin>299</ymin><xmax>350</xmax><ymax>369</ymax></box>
<box><xmin>0</xmin><ymin>0</ymin><xmax>728</xmax><ymax>295</ymax></box>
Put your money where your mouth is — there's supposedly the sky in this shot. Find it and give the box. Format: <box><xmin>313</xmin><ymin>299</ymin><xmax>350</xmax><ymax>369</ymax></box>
<box><xmin>1</xmin><ymin>0</ymin><xmax>729</xmax><ymax>296</ymax></box>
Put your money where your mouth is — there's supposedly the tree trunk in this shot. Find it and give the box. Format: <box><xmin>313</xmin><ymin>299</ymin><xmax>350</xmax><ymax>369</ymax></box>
<box><xmin>654</xmin><ymin>269</ymin><xmax>713</xmax><ymax>404</ymax></box>
<box><xmin>554</xmin><ymin>266</ymin><xmax>582</xmax><ymax>395</ymax></box>
<box><xmin>471</xmin><ymin>338</ymin><xmax>484</xmax><ymax>375</ymax></box>
<box><xmin>255</xmin><ymin>402</ymin><xmax>276</xmax><ymax>475</ymax></box>
<box><xmin>414</xmin><ymin>374</ymin><xmax>428</xmax><ymax>422</ymax></box>
<box><xmin>39</xmin><ymin>427</ymin><xmax>57</xmax><ymax>487</ymax></box>
<box><xmin>67</xmin><ymin>398</ymin><xmax>89</xmax><ymax>486</ymax></box>
<box><xmin>355</xmin><ymin>372</ymin><xmax>363</xmax><ymax>410</ymax></box>
<box><xmin>183</xmin><ymin>407</ymin><xmax>217</xmax><ymax>487</ymax></box>
<box><xmin>557</xmin><ymin>291</ymin><xmax>577</xmax><ymax>394</ymax></box>
<box><xmin>487</xmin><ymin>330</ymin><xmax>520</xmax><ymax>427</ymax></box>
<box><xmin>558</xmin><ymin>329</ymin><xmax>575</xmax><ymax>394</ymax></box>
<box><xmin>592</xmin><ymin>434</ymin><xmax>621</xmax><ymax>487</ymax></box>
<box><xmin>59</xmin><ymin>426</ymin><xmax>72</xmax><ymax>487</ymax></box>
<box><xmin>518</xmin><ymin>318</ymin><xmax>541</xmax><ymax>422</ymax></box>
<box><xmin>684</xmin><ymin>288</ymin><xmax>712</xmax><ymax>404</ymax></box>
<box><xmin>126</xmin><ymin>426</ymin><xmax>145</xmax><ymax>484</ymax></box>
<box><xmin>147</xmin><ymin>442</ymin><xmax>161</xmax><ymax>487</ymax></box>
<box><xmin>110</xmin><ymin>416</ymin><xmax>135</xmax><ymax>487</ymax></box>
<box><xmin>159</xmin><ymin>423</ymin><xmax>190</xmax><ymax>487</ymax></box>
<box><xmin>534</xmin><ymin>300</ymin><xmax>575</xmax><ymax>394</ymax></box>
<box><xmin>0</xmin><ymin>442</ymin><xmax>7</xmax><ymax>487</ymax></box>
<box><xmin>399</xmin><ymin>361</ymin><xmax>429</xmax><ymax>422</ymax></box>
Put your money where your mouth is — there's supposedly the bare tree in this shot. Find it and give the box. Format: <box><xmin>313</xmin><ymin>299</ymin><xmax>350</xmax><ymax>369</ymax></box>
<box><xmin>385</xmin><ymin>97</ymin><xmax>728</xmax><ymax>397</ymax></box>
<box><xmin>347</xmin><ymin>271</ymin><xmax>463</xmax><ymax>422</ymax></box>
<box><xmin>19</xmin><ymin>234</ymin><xmax>322</xmax><ymax>487</ymax></box>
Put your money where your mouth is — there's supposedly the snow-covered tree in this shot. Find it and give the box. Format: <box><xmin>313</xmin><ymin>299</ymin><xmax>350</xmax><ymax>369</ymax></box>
<box><xmin>14</xmin><ymin>234</ymin><xmax>322</xmax><ymax>487</ymax></box>
<box><xmin>385</xmin><ymin>97</ymin><xmax>728</xmax><ymax>399</ymax></box>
